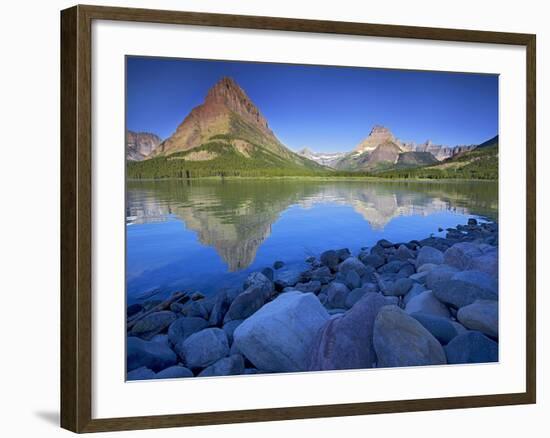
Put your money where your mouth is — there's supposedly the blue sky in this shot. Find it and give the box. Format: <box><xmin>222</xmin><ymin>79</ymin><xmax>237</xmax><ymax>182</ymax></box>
<box><xmin>126</xmin><ymin>56</ymin><xmax>498</xmax><ymax>153</ymax></box>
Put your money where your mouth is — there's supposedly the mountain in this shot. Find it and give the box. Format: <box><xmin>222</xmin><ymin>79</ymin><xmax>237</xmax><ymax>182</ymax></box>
<box><xmin>396</xmin><ymin>151</ymin><xmax>439</xmax><ymax>169</ymax></box>
<box><xmin>126</xmin><ymin>131</ymin><xmax>162</xmax><ymax>161</ymax></box>
<box><xmin>129</xmin><ymin>77</ymin><xmax>324</xmax><ymax>178</ymax></box>
<box><xmin>296</xmin><ymin>147</ymin><xmax>346</xmax><ymax>168</ymax></box>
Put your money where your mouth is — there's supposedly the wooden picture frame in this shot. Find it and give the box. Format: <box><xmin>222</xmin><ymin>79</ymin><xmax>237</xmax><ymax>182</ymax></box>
<box><xmin>60</xmin><ymin>4</ymin><xmax>536</xmax><ymax>433</ymax></box>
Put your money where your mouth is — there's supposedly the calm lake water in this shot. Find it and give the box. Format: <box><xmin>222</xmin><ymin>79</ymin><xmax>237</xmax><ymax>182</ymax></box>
<box><xmin>126</xmin><ymin>179</ymin><xmax>498</xmax><ymax>303</ymax></box>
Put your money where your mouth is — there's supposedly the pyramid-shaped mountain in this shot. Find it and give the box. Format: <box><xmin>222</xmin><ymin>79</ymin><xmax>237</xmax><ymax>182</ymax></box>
<box><xmin>145</xmin><ymin>77</ymin><xmax>323</xmax><ymax>175</ymax></box>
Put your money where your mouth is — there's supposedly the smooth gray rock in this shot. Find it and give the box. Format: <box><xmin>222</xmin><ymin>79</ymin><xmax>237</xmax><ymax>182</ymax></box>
<box><xmin>339</xmin><ymin>257</ymin><xmax>368</xmax><ymax>277</ymax></box>
<box><xmin>209</xmin><ymin>290</ymin><xmax>231</xmax><ymax>326</ymax></box>
<box><xmin>445</xmin><ymin>331</ymin><xmax>498</xmax><ymax>364</ymax></box>
<box><xmin>243</xmin><ymin>272</ymin><xmax>273</xmax><ymax>291</ymax></box>
<box><xmin>154</xmin><ymin>365</ymin><xmax>193</xmax><ymax>379</ymax></box>
<box><xmin>385</xmin><ymin>277</ymin><xmax>413</xmax><ymax>296</ymax></box>
<box><xmin>198</xmin><ymin>354</ymin><xmax>245</xmax><ymax>377</ymax></box>
<box><xmin>405</xmin><ymin>290</ymin><xmax>451</xmax><ymax>318</ymax></box>
<box><xmin>222</xmin><ymin>319</ymin><xmax>243</xmax><ymax>345</ymax></box>
<box><xmin>176</xmin><ymin>328</ymin><xmax>229</xmax><ymax>369</ymax></box>
<box><xmin>344</xmin><ymin>287</ymin><xmax>368</xmax><ymax>309</ymax></box>
<box><xmin>468</xmin><ymin>253</ymin><xmax>498</xmax><ymax>278</ymax></box>
<box><xmin>416</xmin><ymin>246</ymin><xmax>444</xmax><ymax>269</ymax></box>
<box><xmin>394</xmin><ymin>244</ymin><xmax>414</xmax><ymax>261</ymax></box>
<box><xmin>129</xmin><ymin>311</ymin><xmax>177</xmax><ymax>340</ymax></box>
<box><xmin>444</xmin><ymin>242</ymin><xmax>483</xmax><ymax>270</ymax></box>
<box><xmin>377</xmin><ymin>260</ymin><xmax>406</xmax><ymax>274</ymax></box>
<box><xmin>184</xmin><ymin>301</ymin><xmax>209</xmax><ymax>319</ymax></box>
<box><xmin>320</xmin><ymin>250</ymin><xmax>339</xmax><ymax>270</ymax></box>
<box><xmin>233</xmin><ymin>292</ymin><xmax>329</xmax><ymax>373</ymax></box>
<box><xmin>452</xmin><ymin>270</ymin><xmax>498</xmax><ymax>295</ymax></box>
<box><xmin>127</xmin><ymin>336</ymin><xmax>178</xmax><ymax>372</ymax></box>
<box><xmin>432</xmin><ymin>280</ymin><xmax>498</xmax><ymax>309</ymax></box>
<box><xmin>359</xmin><ymin>252</ymin><xmax>385</xmax><ymax>269</ymax></box>
<box><xmin>308</xmin><ymin>266</ymin><xmax>333</xmax><ymax>284</ymax></box>
<box><xmin>328</xmin><ymin>308</ymin><xmax>347</xmax><ymax>315</ymax></box>
<box><xmin>396</xmin><ymin>263</ymin><xmax>416</xmax><ymax>278</ymax></box>
<box><xmin>457</xmin><ymin>300</ymin><xmax>498</xmax><ymax>338</ymax></box>
<box><xmin>373</xmin><ymin>306</ymin><xmax>447</xmax><ymax>367</ymax></box>
<box><xmin>261</xmin><ymin>267</ymin><xmax>274</xmax><ymax>281</ymax></box>
<box><xmin>294</xmin><ymin>280</ymin><xmax>322</xmax><ymax>294</ymax></box>
<box><xmin>274</xmin><ymin>268</ymin><xmax>303</xmax><ymax>289</ymax></box>
<box><xmin>224</xmin><ymin>281</ymin><xmax>273</xmax><ymax>323</ymax></box>
<box><xmin>409</xmin><ymin>271</ymin><xmax>428</xmax><ymax>284</ymax></box>
<box><xmin>417</xmin><ymin>263</ymin><xmax>438</xmax><ymax>273</ymax></box>
<box><xmin>309</xmin><ymin>293</ymin><xmax>386</xmax><ymax>371</ymax></box>
<box><xmin>336</xmin><ymin>248</ymin><xmax>351</xmax><ymax>261</ymax></box>
<box><xmin>410</xmin><ymin>312</ymin><xmax>458</xmax><ymax>344</ymax></box>
<box><xmin>167</xmin><ymin>317</ymin><xmax>209</xmax><ymax>346</ymax></box>
<box><xmin>127</xmin><ymin>366</ymin><xmax>156</xmax><ymax>380</ymax></box>
<box><xmin>344</xmin><ymin>270</ymin><xmax>361</xmax><ymax>290</ymax></box>
<box><xmin>377</xmin><ymin>239</ymin><xmax>394</xmax><ymax>248</ymax></box>
<box><xmin>426</xmin><ymin>264</ymin><xmax>459</xmax><ymax>290</ymax></box>
<box><xmin>403</xmin><ymin>282</ymin><xmax>426</xmax><ymax>305</ymax></box>
<box><xmin>325</xmin><ymin>282</ymin><xmax>350</xmax><ymax>309</ymax></box>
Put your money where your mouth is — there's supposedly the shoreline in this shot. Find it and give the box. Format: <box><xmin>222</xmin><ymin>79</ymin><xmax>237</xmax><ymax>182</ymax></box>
<box><xmin>127</xmin><ymin>218</ymin><xmax>499</xmax><ymax>380</ymax></box>
<box><xmin>127</xmin><ymin>176</ymin><xmax>498</xmax><ymax>183</ymax></box>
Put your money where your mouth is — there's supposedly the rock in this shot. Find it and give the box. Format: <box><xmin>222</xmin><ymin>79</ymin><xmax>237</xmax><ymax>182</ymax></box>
<box><xmin>233</xmin><ymin>292</ymin><xmax>329</xmax><ymax>373</ymax></box>
<box><xmin>417</xmin><ymin>263</ymin><xmax>438</xmax><ymax>273</ymax></box>
<box><xmin>273</xmin><ymin>260</ymin><xmax>285</xmax><ymax>270</ymax></box>
<box><xmin>468</xmin><ymin>253</ymin><xmax>498</xmax><ymax>278</ymax></box>
<box><xmin>444</xmin><ymin>242</ymin><xmax>483</xmax><ymax>270</ymax></box>
<box><xmin>244</xmin><ymin>368</ymin><xmax>260</xmax><ymax>374</ymax></box>
<box><xmin>222</xmin><ymin>319</ymin><xmax>243</xmax><ymax>344</ymax></box>
<box><xmin>432</xmin><ymin>280</ymin><xmax>498</xmax><ymax>309</ymax></box>
<box><xmin>445</xmin><ymin>331</ymin><xmax>498</xmax><ymax>364</ymax></box>
<box><xmin>317</xmin><ymin>293</ymin><xmax>328</xmax><ymax>305</ymax></box>
<box><xmin>396</xmin><ymin>263</ymin><xmax>415</xmax><ymax>278</ymax></box>
<box><xmin>384</xmin><ymin>296</ymin><xmax>399</xmax><ymax>306</ymax></box>
<box><xmin>339</xmin><ymin>257</ymin><xmax>368</xmax><ymax>277</ymax></box>
<box><xmin>127</xmin><ymin>303</ymin><xmax>143</xmax><ymax>318</ymax></box>
<box><xmin>457</xmin><ymin>300</ymin><xmax>498</xmax><ymax>338</ymax></box>
<box><xmin>154</xmin><ymin>365</ymin><xmax>193</xmax><ymax>379</ymax></box>
<box><xmin>336</xmin><ymin>248</ymin><xmax>351</xmax><ymax>261</ymax></box>
<box><xmin>198</xmin><ymin>354</ymin><xmax>245</xmax><ymax>377</ymax></box>
<box><xmin>191</xmin><ymin>292</ymin><xmax>205</xmax><ymax>301</ymax></box>
<box><xmin>127</xmin><ymin>336</ymin><xmax>178</xmax><ymax>372</ymax></box>
<box><xmin>261</xmin><ymin>267</ymin><xmax>274</xmax><ymax>281</ymax></box>
<box><xmin>416</xmin><ymin>246</ymin><xmax>444</xmax><ymax>268</ymax></box>
<box><xmin>209</xmin><ymin>290</ymin><xmax>231</xmax><ymax>326</ymax></box>
<box><xmin>450</xmin><ymin>321</ymin><xmax>469</xmax><ymax>336</ymax></box>
<box><xmin>409</xmin><ymin>271</ymin><xmax>428</xmax><ymax>284</ymax></box>
<box><xmin>274</xmin><ymin>268</ymin><xmax>303</xmax><ymax>289</ymax></box>
<box><xmin>175</xmin><ymin>328</ymin><xmax>229</xmax><ymax>369</ymax></box>
<box><xmin>344</xmin><ymin>270</ymin><xmax>361</xmax><ymax>290</ymax></box>
<box><xmin>129</xmin><ymin>311</ymin><xmax>177</xmax><ymax>340</ymax></box>
<box><xmin>328</xmin><ymin>308</ymin><xmax>347</xmax><ymax>315</ymax></box>
<box><xmin>308</xmin><ymin>266</ymin><xmax>333</xmax><ymax>284</ymax></box>
<box><xmin>243</xmin><ymin>271</ymin><xmax>273</xmax><ymax>291</ymax></box>
<box><xmin>183</xmin><ymin>301</ymin><xmax>209</xmax><ymax>319</ymax></box>
<box><xmin>127</xmin><ymin>366</ymin><xmax>156</xmax><ymax>380</ymax></box>
<box><xmin>373</xmin><ymin>306</ymin><xmax>447</xmax><ymax>367</ymax></box>
<box><xmin>170</xmin><ymin>302</ymin><xmax>185</xmax><ymax>313</ymax></box>
<box><xmin>403</xmin><ymin>282</ymin><xmax>426</xmax><ymax>306</ymax></box>
<box><xmin>320</xmin><ymin>250</ymin><xmax>339</xmax><ymax>270</ymax></box>
<box><xmin>426</xmin><ymin>264</ymin><xmax>459</xmax><ymax>290</ymax></box>
<box><xmin>377</xmin><ymin>260</ymin><xmax>406</xmax><ymax>274</ymax></box>
<box><xmin>377</xmin><ymin>239</ymin><xmax>394</xmax><ymax>248</ymax></box>
<box><xmin>468</xmin><ymin>218</ymin><xmax>478</xmax><ymax>226</ymax></box>
<box><xmin>325</xmin><ymin>282</ymin><xmax>350</xmax><ymax>308</ymax></box>
<box><xmin>167</xmin><ymin>316</ymin><xmax>209</xmax><ymax>346</ymax></box>
<box><xmin>452</xmin><ymin>270</ymin><xmax>498</xmax><ymax>295</ymax></box>
<box><xmin>150</xmin><ymin>334</ymin><xmax>169</xmax><ymax>345</ymax></box>
<box><xmin>385</xmin><ymin>277</ymin><xmax>413</xmax><ymax>296</ymax></box>
<box><xmin>305</xmin><ymin>256</ymin><xmax>316</xmax><ymax>264</ymax></box>
<box><xmin>405</xmin><ymin>290</ymin><xmax>451</xmax><ymax>318</ymax></box>
<box><xmin>310</xmin><ymin>293</ymin><xmax>387</xmax><ymax>371</ymax></box>
<box><xmin>359</xmin><ymin>252</ymin><xmax>385</xmax><ymax>269</ymax></box>
<box><xmin>394</xmin><ymin>244</ymin><xmax>414</xmax><ymax>261</ymax></box>
<box><xmin>294</xmin><ymin>280</ymin><xmax>322</xmax><ymax>294</ymax></box>
<box><xmin>224</xmin><ymin>281</ymin><xmax>274</xmax><ymax>322</ymax></box>
<box><xmin>410</xmin><ymin>312</ymin><xmax>458</xmax><ymax>344</ymax></box>
<box><xmin>344</xmin><ymin>287</ymin><xmax>368</xmax><ymax>309</ymax></box>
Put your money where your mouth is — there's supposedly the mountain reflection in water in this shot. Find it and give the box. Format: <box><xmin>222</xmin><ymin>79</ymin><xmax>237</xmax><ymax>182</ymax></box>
<box><xmin>126</xmin><ymin>179</ymin><xmax>497</xmax><ymax>300</ymax></box>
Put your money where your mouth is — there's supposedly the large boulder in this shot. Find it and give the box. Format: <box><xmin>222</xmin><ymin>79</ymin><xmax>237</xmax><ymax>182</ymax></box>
<box><xmin>175</xmin><ymin>328</ymin><xmax>229</xmax><ymax>369</ymax></box>
<box><xmin>457</xmin><ymin>300</ymin><xmax>498</xmax><ymax>338</ymax></box>
<box><xmin>410</xmin><ymin>312</ymin><xmax>458</xmax><ymax>344</ymax></box>
<box><xmin>309</xmin><ymin>293</ymin><xmax>387</xmax><ymax>371</ymax></box>
<box><xmin>167</xmin><ymin>317</ymin><xmax>209</xmax><ymax>346</ymax></box>
<box><xmin>325</xmin><ymin>282</ymin><xmax>350</xmax><ymax>309</ymax></box>
<box><xmin>416</xmin><ymin>246</ymin><xmax>444</xmax><ymax>269</ymax></box>
<box><xmin>320</xmin><ymin>250</ymin><xmax>340</xmax><ymax>271</ymax></box>
<box><xmin>209</xmin><ymin>290</ymin><xmax>231</xmax><ymax>326</ymax></box>
<box><xmin>373</xmin><ymin>306</ymin><xmax>447</xmax><ymax>367</ymax></box>
<box><xmin>385</xmin><ymin>277</ymin><xmax>413</xmax><ymax>297</ymax></box>
<box><xmin>426</xmin><ymin>264</ymin><xmax>459</xmax><ymax>290</ymax></box>
<box><xmin>154</xmin><ymin>365</ymin><xmax>193</xmax><ymax>379</ymax></box>
<box><xmin>274</xmin><ymin>268</ymin><xmax>303</xmax><ymax>289</ymax></box>
<box><xmin>344</xmin><ymin>287</ymin><xmax>368</xmax><ymax>309</ymax></box>
<box><xmin>198</xmin><ymin>354</ymin><xmax>245</xmax><ymax>377</ymax></box>
<box><xmin>233</xmin><ymin>292</ymin><xmax>329</xmax><ymax>373</ymax></box>
<box><xmin>127</xmin><ymin>336</ymin><xmax>178</xmax><ymax>372</ymax></box>
<box><xmin>243</xmin><ymin>271</ymin><xmax>273</xmax><ymax>291</ymax></box>
<box><xmin>127</xmin><ymin>366</ymin><xmax>156</xmax><ymax>380</ymax></box>
<box><xmin>222</xmin><ymin>319</ymin><xmax>243</xmax><ymax>345</ymax></box>
<box><xmin>405</xmin><ymin>290</ymin><xmax>451</xmax><ymax>318</ymax></box>
<box><xmin>129</xmin><ymin>311</ymin><xmax>177</xmax><ymax>340</ymax></box>
<box><xmin>468</xmin><ymin>252</ymin><xmax>498</xmax><ymax>278</ymax></box>
<box><xmin>452</xmin><ymin>270</ymin><xmax>498</xmax><ymax>295</ymax></box>
<box><xmin>432</xmin><ymin>280</ymin><xmax>498</xmax><ymax>309</ymax></box>
<box><xmin>403</xmin><ymin>282</ymin><xmax>426</xmax><ymax>306</ymax></box>
<box><xmin>359</xmin><ymin>252</ymin><xmax>385</xmax><ymax>269</ymax></box>
<box><xmin>444</xmin><ymin>242</ymin><xmax>483</xmax><ymax>270</ymax></box>
<box><xmin>339</xmin><ymin>257</ymin><xmax>368</xmax><ymax>277</ymax></box>
<box><xmin>308</xmin><ymin>266</ymin><xmax>334</xmax><ymax>284</ymax></box>
<box><xmin>294</xmin><ymin>280</ymin><xmax>322</xmax><ymax>294</ymax></box>
<box><xmin>445</xmin><ymin>331</ymin><xmax>498</xmax><ymax>364</ymax></box>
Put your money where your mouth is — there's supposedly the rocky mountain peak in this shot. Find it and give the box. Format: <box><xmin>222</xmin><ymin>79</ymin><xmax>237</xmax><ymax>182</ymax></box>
<box><xmin>354</xmin><ymin>125</ymin><xmax>398</xmax><ymax>153</ymax></box>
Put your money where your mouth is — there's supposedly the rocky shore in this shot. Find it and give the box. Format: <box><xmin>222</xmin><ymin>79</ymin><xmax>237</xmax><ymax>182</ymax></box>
<box><xmin>127</xmin><ymin>218</ymin><xmax>499</xmax><ymax>380</ymax></box>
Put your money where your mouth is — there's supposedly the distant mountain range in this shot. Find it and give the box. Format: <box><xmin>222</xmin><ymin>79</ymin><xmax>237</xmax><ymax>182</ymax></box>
<box><xmin>126</xmin><ymin>77</ymin><xmax>496</xmax><ymax>179</ymax></box>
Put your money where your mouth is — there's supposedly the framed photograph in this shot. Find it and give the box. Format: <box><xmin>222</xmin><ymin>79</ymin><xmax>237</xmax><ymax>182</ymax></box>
<box><xmin>60</xmin><ymin>4</ymin><xmax>536</xmax><ymax>433</ymax></box>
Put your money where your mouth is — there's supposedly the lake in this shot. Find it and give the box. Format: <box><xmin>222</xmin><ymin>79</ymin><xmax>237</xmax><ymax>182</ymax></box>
<box><xmin>126</xmin><ymin>179</ymin><xmax>498</xmax><ymax>303</ymax></box>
